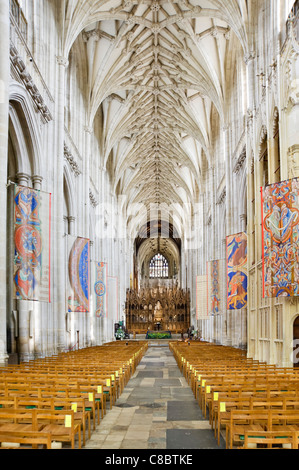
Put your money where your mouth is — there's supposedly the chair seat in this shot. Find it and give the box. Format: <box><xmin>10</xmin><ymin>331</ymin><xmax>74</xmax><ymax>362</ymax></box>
<box><xmin>41</xmin><ymin>424</ymin><xmax>72</xmax><ymax>436</ymax></box>
<box><xmin>233</xmin><ymin>424</ymin><xmax>265</xmax><ymax>439</ymax></box>
<box><xmin>0</xmin><ymin>423</ymin><xmax>35</xmax><ymax>432</ymax></box>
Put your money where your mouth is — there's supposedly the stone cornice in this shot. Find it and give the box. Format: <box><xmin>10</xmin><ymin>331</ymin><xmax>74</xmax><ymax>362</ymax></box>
<box><xmin>10</xmin><ymin>44</ymin><xmax>53</xmax><ymax>123</ymax></box>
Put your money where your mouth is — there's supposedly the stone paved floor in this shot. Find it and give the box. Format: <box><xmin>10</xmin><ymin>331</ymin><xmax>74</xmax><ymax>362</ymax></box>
<box><xmin>85</xmin><ymin>343</ymin><xmax>225</xmax><ymax>450</ymax></box>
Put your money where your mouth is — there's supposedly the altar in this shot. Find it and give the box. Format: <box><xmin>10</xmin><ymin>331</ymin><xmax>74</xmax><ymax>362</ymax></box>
<box><xmin>146</xmin><ymin>330</ymin><xmax>172</xmax><ymax>339</ymax></box>
<box><xmin>125</xmin><ymin>286</ymin><xmax>190</xmax><ymax>334</ymax></box>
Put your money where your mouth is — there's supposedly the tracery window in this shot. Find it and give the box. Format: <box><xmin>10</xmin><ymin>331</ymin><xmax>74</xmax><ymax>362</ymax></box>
<box><xmin>11</xmin><ymin>0</ymin><xmax>28</xmax><ymax>40</ymax></box>
<box><xmin>149</xmin><ymin>253</ymin><xmax>169</xmax><ymax>278</ymax></box>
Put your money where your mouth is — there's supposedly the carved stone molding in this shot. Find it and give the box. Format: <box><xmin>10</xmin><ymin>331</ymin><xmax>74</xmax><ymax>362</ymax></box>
<box><xmin>89</xmin><ymin>189</ymin><xmax>98</xmax><ymax>207</ymax></box>
<box><xmin>287</xmin><ymin>78</ymin><xmax>299</xmax><ymax>109</ymax></box>
<box><xmin>82</xmin><ymin>28</ymin><xmax>115</xmax><ymax>43</ymax></box>
<box><xmin>82</xmin><ymin>29</ymin><xmax>100</xmax><ymax>43</ymax></box>
<box><xmin>244</xmin><ymin>50</ymin><xmax>256</xmax><ymax>65</ymax></box>
<box><xmin>233</xmin><ymin>147</ymin><xmax>247</xmax><ymax>174</ymax></box>
<box><xmin>16</xmin><ymin>172</ymin><xmax>30</xmax><ymax>186</ymax></box>
<box><xmin>84</xmin><ymin>126</ymin><xmax>93</xmax><ymax>134</ymax></box>
<box><xmin>288</xmin><ymin>144</ymin><xmax>299</xmax><ymax>178</ymax></box>
<box><xmin>258</xmin><ymin>125</ymin><xmax>268</xmax><ymax>158</ymax></box>
<box><xmin>216</xmin><ymin>187</ymin><xmax>226</xmax><ymax>205</ymax></box>
<box><xmin>281</xmin><ymin>7</ymin><xmax>299</xmax><ymax>111</ymax></box>
<box><xmin>56</xmin><ymin>55</ymin><xmax>69</xmax><ymax>68</ymax></box>
<box><xmin>64</xmin><ymin>143</ymin><xmax>81</xmax><ymax>176</ymax></box>
<box><xmin>10</xmin><ymin>44</ymin><xmax>53</xmax><ymax>123</ymax></box>
<box><xmin>196</xmin><ymin>26</ymin><xmax>231</xmax><ymax>41</ymax></box>
<box><xmin>286</xmin><ymin>9</ymin><xmax>299</xmax><ymax>51</ymax></box>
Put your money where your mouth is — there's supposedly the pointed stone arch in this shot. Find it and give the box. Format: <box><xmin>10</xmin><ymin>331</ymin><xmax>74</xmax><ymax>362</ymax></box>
<box><xmin>8</xmin><ymin>82</ymin><xmax>42</xmax><ymax>180</ymax></box>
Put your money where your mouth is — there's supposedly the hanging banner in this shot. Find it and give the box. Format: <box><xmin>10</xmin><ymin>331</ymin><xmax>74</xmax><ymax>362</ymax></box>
<box><xmin>196</xmin><ymin>275</ymin><xmax>208</xmax><ymax>320</ymax></box>
<box><xmin>13</xmin><ymin>185</ymin><xmax>51</xmax><ymax>302</ymax></box>
<box><xmin>93</xmin><ymin>261</ymin><xmax>107</xmax><ymax>318</ymax></box>
<box><xmin>226</xmin><ymin>232</ymin><xmax>248</xmax><ymax>310</ymax></box>
<box><xmin>67</xmin><ymin>236</ymin><xmax>90</xmax><ymax>312</ymax></box>
<box><xmin>261</xmin><ymin>178</ymin><xmax>299</xmax><ymax>297</ymax></box>
<box><xmin>207</xmin><ymin>259</ymin><xmax>226</xmax><ymax>315</ymax></box>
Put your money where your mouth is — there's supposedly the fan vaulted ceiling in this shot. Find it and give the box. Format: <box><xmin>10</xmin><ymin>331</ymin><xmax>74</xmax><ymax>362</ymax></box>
<box><xmin>64</xmin><ymin>0</ymin><xmax>249</xmax><ymax>241</ymax></box>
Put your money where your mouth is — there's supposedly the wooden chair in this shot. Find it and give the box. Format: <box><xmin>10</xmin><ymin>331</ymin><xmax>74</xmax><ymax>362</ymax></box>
<box><xmin>35</xmin><ymin>409</ymin><xmax>81</xmax><ymax>449</ymax></box>
<box><xmin>0</xmin><ymin>430</ymin><xmax>53</xmax><ymax>449</ymax></box>
<box><xmin>242</xmin><ymin>430</ymin><xmax>298</xmax><ymax>449</ymax></box>
<box><xmin>15</xmin><ymin>395</ymin><xmax>91</xmax><ymax>446</ymax></box>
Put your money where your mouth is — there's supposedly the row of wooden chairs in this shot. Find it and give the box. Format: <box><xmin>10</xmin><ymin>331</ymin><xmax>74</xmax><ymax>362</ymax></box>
<box><xmin>170</xmin><ymin>341</ymin><xmax>299</xmax><ymax>449</ymax></box>
<box><xmin>0</xmin><ymin>341</ymin><xmax>148</xmax><ymax>449</ymax></box>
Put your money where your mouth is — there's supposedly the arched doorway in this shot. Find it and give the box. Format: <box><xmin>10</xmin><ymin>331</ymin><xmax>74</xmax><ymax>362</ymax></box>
<box><xmin>293</xmin><ymin>316</ymin><xmax>299</xmax><ymax>367</ymax></box>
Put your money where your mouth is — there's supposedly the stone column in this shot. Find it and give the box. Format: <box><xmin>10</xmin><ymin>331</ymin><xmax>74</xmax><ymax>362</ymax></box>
<box><xmin>223</xmin><ymin>124</ymin><xmax>234</xmax><ymax>347</ymax></box>
<box><xmin>220</xmin><ymin>237</ymin><xmax>227</xmax><ymax>345</ymax></box>
<box><xmin>83</xmin><ymin>127</ymin><xmax>92</xmax><ymax>239</ymax></box>
<box><xmin>0</xmin><ymin>0</ymin><xmax>9</xmax><ymax>363</ymax></box>
<box><xmin>54</xmin><ymin>55</ymin><xmax>69</xmax><ymax>353</ymax></box>
<box><xmin>89</xmin><ymin>240</ymin><xmax>94</xmax><ymax>346</ymax></box>
<box><xmin>16</xmin><ymin>173</ymin><xmax>33</xmax><ymax>362</ymax></box>
<box><xmin>32</xmin><ymin>175</ymin><xmax>43</xmax><ymax>358</ymax></box>
<box><xmin>99</xmin><ymin>166</ymin><xmax>106</xmax><ymax>344</ymax></box>
<box><xmin>240</xmin><ymin>213</ymin><xmax>247</xmax><ymax>232</ymax></box>
<box><xmin>245</xmin><ymin>51</ymin><xmax>256</xmax><ymax>111</ymax></box>
<box><xmin>16</xmin><ymin>172</ymin><xmax>30</xmax><ymax>187</ymax></box>
<box><xmin>84</xmin><ymin>126</ymin><xmax>92</xmax><ymax>348</ymax></box>
<box><xmin>239</xmin><ymin>213</ymin><xmax>248</xmax><ymax>349</ymax></box>
<box><xmin>245</xmin><ymin>50</ymin><xmax>256</xmax><ymax>360</ymax></box>
<box><xmin>83</xmin><ymin>29</ymin><xmax>99</xmax><ymax>91</ymax></box>
<box><xmin>32</xmin><ymin>175</ymin><xmax>43</xmax><ymax>191</ymax></box>
<box><xmin>17</xmin><ymin>302</ymin><xmax>33</xmax><ymax>362</ymax></box>
<box><xmin>68</xmin><ymin>216</ymin><xmax>75</xmax><ymax>236</ymax></box>
<box><xmin>223</xmin><ymin>126</ymin><xmax>232</xmax><ymax>235</ymax></box>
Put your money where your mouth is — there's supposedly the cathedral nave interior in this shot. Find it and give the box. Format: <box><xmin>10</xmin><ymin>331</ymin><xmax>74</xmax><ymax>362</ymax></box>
<box><xmin>0</xmin><ymin>0</ymin><xmax>298</xmax><ymax>369</ymax></box>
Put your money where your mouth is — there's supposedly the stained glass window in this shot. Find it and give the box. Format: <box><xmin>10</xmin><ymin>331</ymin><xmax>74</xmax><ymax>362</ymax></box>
<box><xmin>149</xmin><ymin>253</ymin><xmax>169</xmax><ymax>278</ymax></box>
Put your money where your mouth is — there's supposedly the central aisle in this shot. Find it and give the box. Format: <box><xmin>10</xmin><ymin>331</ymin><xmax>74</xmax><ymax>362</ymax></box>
<box><xmin>85</xmin><ymin>343</ymin><xmax>225</xmax><ymax>450</ymax></box>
